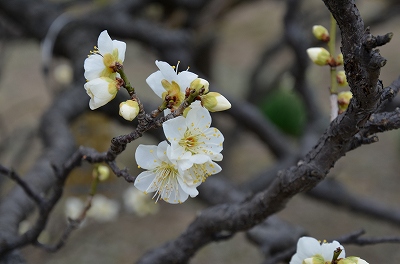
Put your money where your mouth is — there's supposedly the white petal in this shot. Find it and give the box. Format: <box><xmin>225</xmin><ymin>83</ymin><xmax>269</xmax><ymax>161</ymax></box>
<box><xmin>134</xmin><ymin>171</ymin><xmax>157</xmax><ymax>193</ymax></box>
<box><xmin>112</xmin><ymin>39</ymin><xmax>126</xmax><ymax>62</ymax></box>
<box><xmin>295</xmin><ymin>237</ymin><xmax>321</xmax><ymax>260</ymax></box>
<box><xmin>167</xmin><ymin>143</ymin><xmax>190</xmax><ymax>164</ymax></box>
<box><xmin>175</xmin><ymin>158</ymin><xmax>193</xmax><ymax>171</ymax></box>
<box><xmin>135</xmin><ymin>144</ymin><xmax>159</xmax><ymax>170</ymax></box>
<box><xmin>97</xmin><ymin>30</ymin><xmax>113</xmax><ymax>55</ymax></box>
<box><xmin>156</xmin><ymin>141</ymin><xmax>171</xmax><ymax>162</ymax></box>
<box><xmin>85</xmin><ymin>78</ymin><xmax>113</xmax><ymax>99</ymax></box>
<box><xmin>155</xmin><ymin>60</ymin><xmax>177</xmax><ymax>81</ymax></box>
<box><xmin>189</xmin><ymin>154</ymin><xmax>210</xmax><ymax>165</ymax></box>
<box><xmin>186</xmin><ymin>105</ymin><xmax>211</xmax><ymax>130</ymax></box>
<box><xmin>145</xmin><ymin>71</ymin><xmax>166</xmax><ymax>98</ymax></box>
<box><xmin>84</xmin><ymin>55</ymin><xmax>105</xmax><ymax>80</ymax></box>
<box><xmin>177</xmin><ymin>176</ymin><xmax>199</xmax><ymax>197</ymax></box>
<box><xmin>89</xmin><ymin>96</ymin><xmax>109</xmax><ymax>110</ymax></box>
<box><xmin>176</xmin><ymin>71</ymin><xmax>198</xmax><ymax>91</ymax></box>
<box><xmin>162</xmin><ymin>181</ymin><xmax>189</xmax><ymax>204</ymax></box>
<box><xmin>163</xmin><ymin>116</ymin><xmax>186</xmax><ymax>143</ymax></box>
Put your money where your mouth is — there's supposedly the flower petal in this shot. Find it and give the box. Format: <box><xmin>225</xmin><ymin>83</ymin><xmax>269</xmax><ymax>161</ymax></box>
<box><xmin>135</xmin><ymin>144</ymin><xmax>159</xmax><ymax>170</ymax></box>
<box><xmin>186</xmin><ymin>105</ymin><xmax>211</xmax><ymax>130</ymax></box>
<box><xmin>97</xmin><ymin>30</ymin><xmax>113</xmax><ymax>55</ymax></box>
<box><xmin>84</xmin><ymin>55</ymin><xmax>105</xmax><ymax>80</ymax></box>
<box><xmin>112</xmin><ymin>39</ymin><xmax>126</xmax><ymax>62</ymax></box>
<box><xmin>146</xmin><ymin>71</ymin><xmax>168</xmax><ymax>98</ymax></box>
<box><xmin>177</xmin><ymin>176</ymin><xmax>199</xmax><ymax>197</ymax></box>
<box><xmin>155</xmin><ymin>60</ymin><xmax>177</xmax><ymax>81</ymax></box>
<box><xmin>134</xmin><ymin>171</ymin><xmax>157</xmax><ymax>193</ymax></box>
<box><xmin>163</xmin><ymin>116</ymin><xmax>186</xmax><ymax>143</ymax></box>
<box><xmin>176</xmin><ymin>70</ymin><xmax>198</xmax><ymax>92</ymax></box>
<box><xmin>162</xmin><ymin>181</ymin><xmax>189</xmax><ymax>204</ymax></box>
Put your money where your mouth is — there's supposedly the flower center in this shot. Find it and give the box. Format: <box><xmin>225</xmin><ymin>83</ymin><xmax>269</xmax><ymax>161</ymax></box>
<box><xmin>152</xmin><ymin>162</ymin><xmax>179</xmax><ymax>202</ymax></box>
<box><xmin>179</xmin><ymin>130</ymin><xmax>202</xmax><ymax>153</ymax></box>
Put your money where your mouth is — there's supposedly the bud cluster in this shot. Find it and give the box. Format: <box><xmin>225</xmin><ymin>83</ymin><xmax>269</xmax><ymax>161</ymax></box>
<box><xmin>306</xmin><ymin>23</ymin><xmax>352</xmax><ymax>116</ymax></box>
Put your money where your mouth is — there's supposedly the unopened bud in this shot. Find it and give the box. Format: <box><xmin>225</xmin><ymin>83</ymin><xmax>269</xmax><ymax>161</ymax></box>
<box><xmin>201</xmin><ymin>92</ymin><xmax>231</xmax><ymax>112</ymax></box>
<box><xmin>312</xmin><ymin>25</ymin><xmax>330</xmax><ymax>42</ymax></box>
<box><xmin>94</xmin><ymin>165</ymin><xmax>110</xmax><ymax>181</ymax></box>
<box><xmin>337</xmin><ymin>91</ymin><xmax>352</xmax><ymax>114</ymax></box>
<box><xmin>190</xmin><ymin>78</ymin><xmax>209</xmax><ymax>94</ymax></box>
<box><xmin>119</xmin><ymin>100</ymin><xmax>139</xmax><ymax>121</ymax></box>
<box><xmin>337</xmin><ymin>53</ymin><xmax>344</xmax><ymax>66</ymax></box>
<box><xmin>336</xmin><ymin>71</ymin><xmax>348</xmax><ymax>86</ymax></box>
<box><xmin>307</xmin><ymin>47</ymin><xmax>331</xmax><ymax>66</ymax></box>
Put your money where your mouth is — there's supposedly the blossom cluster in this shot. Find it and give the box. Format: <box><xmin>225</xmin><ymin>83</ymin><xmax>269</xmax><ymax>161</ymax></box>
<box><xmin>84</xmin><ymin>30</ymin><xmax>126</xmax><ymax>110</ymax></box>
<box><xmin>291</xmin><ymin>237</ymin><xmax>369</xmax><ymax>264</ymax></box>
<box><xmin>83</xmin><ymin>30</ymin><xmax>231</xmax><ymax>204</ymax></box>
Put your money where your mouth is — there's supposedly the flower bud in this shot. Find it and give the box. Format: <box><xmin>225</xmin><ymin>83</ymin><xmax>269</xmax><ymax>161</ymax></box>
<box><xmin>312</xmin><ymin>25</ymin><xmax>330</xmax><ymax>42</ymax></box>
<box><xmin>190</xmin><ymin>78</ymin><xmax>209</xmax><ymax>94</ymax></box>
<box><xmin>337</xmin><ymin>91</ymin><xmax>352</xmax><ymax>114</ymax></box>
<box><xmin>201</xmin><ymin>92</ymin><xmax>231</xmax><ymax>112</ymax></box>
<box><xmin>119</xmin><ymin>100</ymin><xmax>139</xmax><ymax>121</ymax></box>
<box><xmin>307</xmin><ymin>48</ymin><xmax>331</xmax><ymax>66</ymax></box>
<box><xmin>94</xmin><ymin>165</ymin><xmax>110</xmax><ymax>181</ymax></box>
<box><xmin>337</xmin><ymin>53</ymin><xmax>344</xmax><ymax>65</ymax></box>
<box><xmin>336</xmin><ymin>70</ymin><xmax>348</xmax><ymax>86</ymax></box>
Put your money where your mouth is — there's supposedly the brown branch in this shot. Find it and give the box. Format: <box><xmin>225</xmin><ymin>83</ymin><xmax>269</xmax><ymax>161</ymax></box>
<box><xmin>136</xmin><ymin>0</ymin><xmax>394</xmax><ymax>262</ymax></box>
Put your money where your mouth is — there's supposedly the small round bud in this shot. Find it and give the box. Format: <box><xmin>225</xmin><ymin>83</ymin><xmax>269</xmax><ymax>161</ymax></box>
<box><xmin>119</xmin><ymin>100</ymin><xmax>139</xmax><ymax>121</ymax></box>
<box><xmin>96</xmin><ymin>165</ymin><xmax>110</xmax><ymax>181</ymax></box>
<box><xmin>312</xmin><ymin>25</ymin><xmax>330</xmax><ymax>42</ymax></box>
<box><xmin>336</xmin><ymin>70</ymin><xmax>348</xmax><ymax>86</ymax></box>
<box><xmin>337</xmin><ymin>53</ymin><xmax>344</xmax><ymax>66</ymax></box>
<box><xmin>201</xmin><ymin>92</ymin><xmax>231</xmax><ymax>112</ymax></box>
<box><xmin>337</xmin><ymin>91</ymin><xmax>352</xmax><ymax>114</ymax></box>
<box><xmin>190</xmin><ymin>78</ymin><xmax>209</xmax><ymax>94</ymax></box>
<box><xmin>307</xmin><ymin>47</ymin><xmax>331</xmax><ymax>66</ymax></box>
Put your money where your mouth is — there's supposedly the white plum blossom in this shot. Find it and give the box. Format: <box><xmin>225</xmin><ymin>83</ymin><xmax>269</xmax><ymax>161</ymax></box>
<box><xmin>87</xmin><ymin>194</ymin><xmax>120</xmax><ymax>222</ymax></box>
<box><xmin>146</xmin><ymin>60</ymin><xmax>197</xmax><ymax>111</ymax></box>
<box><xmin>65</xmin><ymin>197</ymin><xmax>85</xmax><ymax>219</ymax></box>
<box><xmin>84</xmin><ymin>77</ymin><xmax>119</xmax><ymax>110</ymax></box>
<box><xmin>84</xmin><ymin>30</ymin><xmax>126</xmax><ymax>81</ymax></box>
<box><xmin>134</xmin><ymin>141</ymin><xmax>201</xmax><ymax>204</ymax></box>
<box><xmin>163</xmin><ymin>104</ymin><xmax>224</xmax><ymax>170</ymax></box>
<box><xmin>123</xmin><ymin>186</ymin><xmax>159</xmax><ymax>216</ymax></box>
<box><xmin>290</xmin><ymin>237</ymin><xmax>345</xmax><ymax>264</ymax></box>
<box><xmin>65</xmin><ymin>195</ymin><xmax>120</xmax><ymax>223</ymax></box>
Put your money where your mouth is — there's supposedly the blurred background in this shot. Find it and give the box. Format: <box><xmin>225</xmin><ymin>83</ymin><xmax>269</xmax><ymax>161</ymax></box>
<box><xmin>0</xmin><ymin>0</ymin><xmax>400</xmax><ymax>263</ymax></box>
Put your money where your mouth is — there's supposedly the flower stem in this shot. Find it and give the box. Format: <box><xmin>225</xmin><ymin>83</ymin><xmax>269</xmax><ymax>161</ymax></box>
<box><xmin>328</xmin><ymin>13</ymin><xmax>338</xmax><ymax>121</ymax></box>
<box><xmin>118</xmin><ymin>68</ymin><xmax>135</xmax><ymax>95</ymax></box>
<box><xmin>89</xmin><ymin>173</ymin><xmax>100</xmax><ymax>196</ymax></box>
<box><xmin>331</xmin><ymin>247</ymin><xmax>342</xmax><ymax>263</ymax></box>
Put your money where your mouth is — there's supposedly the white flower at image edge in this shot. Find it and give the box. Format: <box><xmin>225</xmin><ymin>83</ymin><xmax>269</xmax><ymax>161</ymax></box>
<box><xmin>146</xmin><ymin>60</ymin><xmax>197</xmax><ymax>100</ymax></box>
<box><xmin>163</xmin><ymin>104</ymin><xmax>224</xmax><ymax>170</ymax></box>
<box><xmin>84</xmin><ymin>30</ymin><xmax>126</xmax><ymax>81</ymax></box>
<box><xmin>134</xmin><ymin>141</ymin><xmax>199</xmax><ymax>204</ymax></box>
<box><xmin>87</xmin><ymin>194</ymin><xmax>120</xmax><ymax>222</ymax></box>
<box><xmin>84</xmin><ymin>77</ymin><xmax>119</xmax><ymax>110</ymax></box>
<box><xmin>290</xmin><ymin>237</ymin><xmax>345</xmax><ymax>264</ymax></box>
